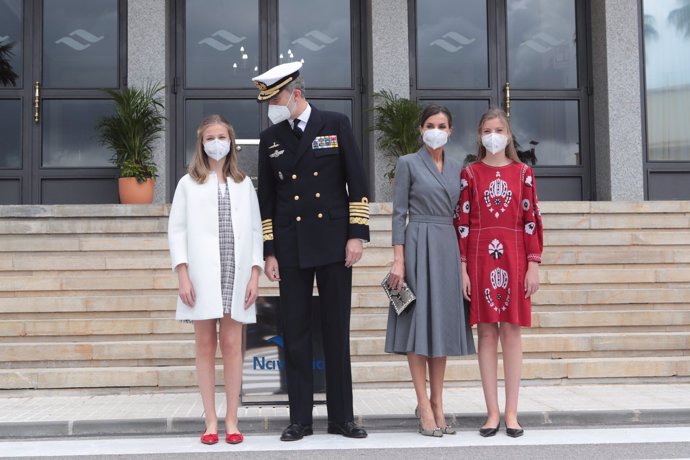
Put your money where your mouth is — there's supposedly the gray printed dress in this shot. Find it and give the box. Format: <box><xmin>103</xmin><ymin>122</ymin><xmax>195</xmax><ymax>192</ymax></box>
<box><xmin>384</xmin><ymin>148</ymin><xmax>476</xmax><ymax>357</ymax></box>
<box><xmin>218</xmin><ymin>182</ymin><xmax>235</xmax><ymax>314</ymax></box>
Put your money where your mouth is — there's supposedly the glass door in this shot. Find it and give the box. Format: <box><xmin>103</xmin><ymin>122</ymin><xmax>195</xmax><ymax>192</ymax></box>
<box><xmin>0</xmin><ymin>0</ymin><xmax>126</xmax><ymax>204</ymax></box>
<box><xmin>171</xmin><ymin>0</ymin><xmax>364</xmax><ymax>188</ymax></box>
<box><xmin>411</xmin><ymin>0</ymin><xmax>591</xmax><ymax>200</ymax></box>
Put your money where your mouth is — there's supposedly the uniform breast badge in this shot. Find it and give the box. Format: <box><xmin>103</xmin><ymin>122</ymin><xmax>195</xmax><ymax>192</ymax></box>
<box><xmin>312</xmin><ymin>135</ymin><xmax>339</xmax><ymax>150</ymax></box>
<box><xmin>269</xmin><ymin>142</ymin><xmax>284</xmax><ymax>158</ymax></box>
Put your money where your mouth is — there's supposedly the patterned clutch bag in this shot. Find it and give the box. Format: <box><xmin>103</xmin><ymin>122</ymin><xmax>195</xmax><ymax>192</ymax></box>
<box><xmin>381</xmin><ymin>273</ymin><xmax>416</xmax><ymax>315</ymax></box>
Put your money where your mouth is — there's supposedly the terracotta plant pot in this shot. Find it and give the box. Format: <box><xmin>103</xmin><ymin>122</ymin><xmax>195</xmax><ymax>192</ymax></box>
<box><xmin>118</xmin><ymin>177</ymin><xmax>155</xmax><ymax>204</ymax></box>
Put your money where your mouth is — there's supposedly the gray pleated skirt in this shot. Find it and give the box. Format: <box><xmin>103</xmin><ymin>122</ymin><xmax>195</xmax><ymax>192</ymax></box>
<box><xmin>384</xmin><ymin>215</ymin><xmax>476</xmax><ymax>357</ymax></box>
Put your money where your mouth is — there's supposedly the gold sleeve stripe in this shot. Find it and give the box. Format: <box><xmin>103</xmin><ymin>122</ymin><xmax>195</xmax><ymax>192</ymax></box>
<box><xmin>349</xmin><ymin>217</ymin><xmax>369</xmax><ymax>225</ymax></box>
<box><xmin>262</xmin><ymin>219</ymin><xmax>274</xmax><ymax>241</ymax></box>
<box><xmin>349</xmin><ymin>201</ymin><xmax>370</xmax><ymax>222</ymax></box>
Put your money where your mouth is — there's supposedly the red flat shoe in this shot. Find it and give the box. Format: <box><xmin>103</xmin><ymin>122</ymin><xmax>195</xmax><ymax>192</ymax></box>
<box><xmin>200</xmin><ymin>433</ymin><xmax>219</xmax><ymax>445</ymax></box>
<box><xmin>226</xmin><ymin>432</ymin><xmax>244</xmax><ymax>444</ymax></box>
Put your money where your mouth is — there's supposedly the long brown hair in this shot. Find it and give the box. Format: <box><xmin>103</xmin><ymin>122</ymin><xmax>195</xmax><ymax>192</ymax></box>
<box><xmin>188</xmin><ymin>114</ymin><xmax>246</xmax><ymax>184</ymax></box>
<box><xmin>475</xmin><ymin>108</ymin><xmax>521</xmax><ymax>163</ymax></box>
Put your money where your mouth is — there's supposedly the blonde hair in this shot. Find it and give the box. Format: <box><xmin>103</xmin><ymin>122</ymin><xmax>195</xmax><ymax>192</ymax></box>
<box><xmin>188</xmin><ymin>115</ymin><xmax>246</xmax><ymax>184</ymax></box>
<box><xmin>475</xmin><ymin>108</ymin><xmax>521</xmax><ymax>163</ymax></box>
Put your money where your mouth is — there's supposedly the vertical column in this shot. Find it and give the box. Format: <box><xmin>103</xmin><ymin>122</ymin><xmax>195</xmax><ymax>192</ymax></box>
<box><xmin>590</xmin><ymin>0</ymin><xmax>644</xmax><ymax>200</ymax></box>
<box><xmin>369</xmin><ymin>0</ymin><xmax>410</xmax><ymax>202</ymax></box>
<box><xmin>127</xmin><ymin>0</ymin><xmax>168</xmax><ymax>203</ymax></box>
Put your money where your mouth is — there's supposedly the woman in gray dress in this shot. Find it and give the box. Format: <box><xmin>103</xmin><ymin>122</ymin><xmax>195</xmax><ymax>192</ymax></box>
<box><xmin>385</xmin><ymin>105</ymin><xmax>476</xmax><ymax>437</ymax></box>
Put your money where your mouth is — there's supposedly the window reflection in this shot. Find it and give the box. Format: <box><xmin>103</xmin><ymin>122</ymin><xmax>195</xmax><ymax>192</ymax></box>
<box><xmin>510</xmin><ymin>100</ymin><xmax>580</xmax><ymax>166</ymax></box>
<box><xmin>507</xmin><ymin>0</ymin><xmax>577</xmax><ymax>89</ymax></box>
<box><xmin>43</xmin><ymin>0</ymin><xmax>118</xmax><ymax>88</ymax></box>
<box><xmin>310</xmin><ymin>99</ymin><xmax>352</xmax><ymax>124</ymax></box>
<box><xmin>643</xmin><ymin>0</ymin><xmax>690</xmax><ymax>162</ymax></box>
<box><xmin>186</xmin><ymin>0</ymin><xmax>259</xmax><ymax>88</ymax></box>
<box><xmin>416</xmin><ymin>0</ymin><xmax>488</xmax><ymax>89</ymax></box>
<box><xmin>279</xmin><ymin>0</ymin><xmax>351</xmax><ymax>88</ymax></box>
<box><xmin>42</xmin><ymin>100</ymin><xmax>115</xmax><ymax>167</ymax></box>
<box><xmin>0</xmin><ymin>99</ymin><xmax>21</xmax><ymax>168</ymax></box>
<box><xmin>0</xmin><ymin>0</ymin><xmax>22</xmax><ymax>87</ymax></box>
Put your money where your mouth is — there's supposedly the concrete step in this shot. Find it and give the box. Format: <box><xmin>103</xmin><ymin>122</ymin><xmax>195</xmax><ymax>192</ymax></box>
<box><xmin>353</xmin><ymin>288</ymin><xmax>690</xmax><ymax>309</ymax></box>
<box><xmin>351</xmin><ymin>332</ymin><xmax>690</xmax><ymax>357</ymax></box>
<box><xmin>2</xmin><ymin>355</ymin><xmax>690</xmax><ymax>390</ymax></box>
<box><xmin>0</xmin><ymin>235</ymin><xmax>169</xmax><ymax>252</ymax></box>
<box><xmin>5</xmin><ymin>331</ymin><xmax>689</xmax><ymax>366</ymax></box>
<box><xmin>350</xmin><ymin>309</ymin><xmax>690</xmax><ymax>333</ymax></box>
<box><xmin>1</xmin><ymin>202</ymin><xmax>688</xmax><ymax>390</ymax></box>
<box><xmin>353</xmin><ymin>356</ymin><xmax>690</xmax><ymax>384</ymax></box>
<box><xmin>0</xmin><ymin>318</ymin><xmax>190</xmax><ymax>338</ymax></box>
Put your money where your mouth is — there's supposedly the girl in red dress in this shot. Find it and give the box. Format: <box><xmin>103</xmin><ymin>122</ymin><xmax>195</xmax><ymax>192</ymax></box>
<box><xmin>454</xmin><ymin>108</ymin><xmax>543</xmax><ymax>438</ymax></box>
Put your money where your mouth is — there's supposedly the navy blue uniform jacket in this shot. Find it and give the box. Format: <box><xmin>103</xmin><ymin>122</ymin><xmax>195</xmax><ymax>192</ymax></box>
<box><xmin>258</xmin><ymin>105</ymin><xmax>370</xmax><ymax>268</ymax></box>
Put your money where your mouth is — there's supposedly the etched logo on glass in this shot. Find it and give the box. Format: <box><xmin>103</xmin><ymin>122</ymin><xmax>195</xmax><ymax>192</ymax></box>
<box><xmin>430</xmin><ymin>31</ymin><xmax>476</xmax><ymax>53</ymax></box>
<box><xmin>198</xmin><ymin>30</ymin><xmax>246</xmax><ymax>51</ymax></box>
<box><xmin>520</xmin><ymin>32</ymin><xmax>564</xmax><ymax>53</ymax></box>
<box><xmin>55</xmin><ymin>29</ymin><xmax>104</xmax><ymax>51</ymax></box>
<box><xmin>291</xmin><ymin>30</ymin><xmax>338</xmax><ymax>52</ymax></box>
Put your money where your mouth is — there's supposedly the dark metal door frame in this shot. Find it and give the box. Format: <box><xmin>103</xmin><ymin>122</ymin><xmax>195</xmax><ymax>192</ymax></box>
<box><xmin>0</xmin><ymin>0</ymin><xmax>127</xmax><ymax>204</ymax></box>
<box><xmin>409</xmin><ymin>0</ymin><xmax>593</xmax><ymax>200</ymax></box>
<box><xmin>168</xmin><ymin>0</ymin><xmax>367</xmax><ymax>197</ymax></box>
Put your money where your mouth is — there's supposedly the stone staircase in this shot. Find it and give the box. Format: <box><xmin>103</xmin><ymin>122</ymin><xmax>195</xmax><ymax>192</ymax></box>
<box><xmin>1</xmin><ymin>202</ymin><xmax>689</xmax><ymax>391</ymax></box>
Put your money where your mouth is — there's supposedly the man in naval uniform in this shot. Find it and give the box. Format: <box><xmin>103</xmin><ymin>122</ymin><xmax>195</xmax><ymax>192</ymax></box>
<box><xmin>253</xmin><ymin>62</ymin><xmax>369</xmax><ymax>441</ymax></box>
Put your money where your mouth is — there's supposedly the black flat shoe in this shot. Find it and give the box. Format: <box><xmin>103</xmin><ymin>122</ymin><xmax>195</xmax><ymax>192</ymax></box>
<box><xmin>479</xmin><ymin>422</ymin><xmax>500</xmax><ymax>437</ymax></box>
<box><xmin>327</xmin><ymin>421</ymin><xmax>368</xmax><ymax>438</ymax></box>
<box><xmin>280</xmin><ymin>423</ymin><xmax>313</xmax><ymax>441</ymax></box>
<box><xmin>506</xmin><ymin>427</ymin><xmax>524</xmax><ymax>438</ymax></box>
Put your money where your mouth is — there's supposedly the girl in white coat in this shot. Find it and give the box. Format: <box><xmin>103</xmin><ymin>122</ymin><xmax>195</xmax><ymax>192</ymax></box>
<box><xmin>168</xmin><ymin>115</ymin><xmax>263</xmax><ymax>445</ymax></box>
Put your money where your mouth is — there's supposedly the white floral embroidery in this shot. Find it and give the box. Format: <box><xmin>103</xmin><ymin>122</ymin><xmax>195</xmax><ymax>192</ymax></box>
<box><xmin>522</xmin><ymin>199</ymin><xmax>530</xmax><ymax>211</ymax></box>
<box><xmin>460</xmin><ymin>178</ymin><xmax>468</xmax><ymax>191</ymax></box>
<box><xmin>458</xmin><ymin>225</ymin><xmax>469</xmax><ymax>238</ymax></box>
<box><xmin>488</xmin><ymin>239</ymin><xmax>503</xmax><ymax>259</ymax></box>
<box><xmin>525</xmin><ymin>175</ymin><xmax>533</xmax><ymax>187</ymax></box>
<box><xmin>490</xmin><ymin>268</ymin><xmax>509</xmax><ymax>290</ymax></box>
<box><xmin>463</xmin><ymin>201</ymin><xmax>470</xmax><ymax>213</ymax></box>
<box><xmin>525</xmin><ymin>222</ymin><xmax>536</xmax><ymax>235</ymax></box>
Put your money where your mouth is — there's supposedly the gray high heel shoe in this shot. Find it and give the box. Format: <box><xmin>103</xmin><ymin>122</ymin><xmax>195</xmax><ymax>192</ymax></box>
<box><xmin>415</xmin><ymin>407</ymin><xmax>443</xmax><ymax>437</ymax></box>
<box><xmin>440</xmin><ymin>425</ymin><xmax>456</xmax><ymax>435</ymax></box>
<box><xmin>417</xmin><ymin>407</ymin><xmax>455</xmax><ymax>435</ymax></box>
<box><xmin>418</xmin><ymin>424</ymin><xmax>443</xmax><ymax>437</ymax></box>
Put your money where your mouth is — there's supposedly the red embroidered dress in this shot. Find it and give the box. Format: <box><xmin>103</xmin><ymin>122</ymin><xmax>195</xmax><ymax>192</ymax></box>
<box><xmin>454</xmin><ymin>161</ymin><xmax>543</xmax><ymax>327</ymax></box>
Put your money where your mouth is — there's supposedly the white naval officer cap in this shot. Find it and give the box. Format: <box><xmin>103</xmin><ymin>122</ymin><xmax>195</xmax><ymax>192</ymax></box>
<box><xmin>252</xmin><ymin>61</ymin><xmax>302</xmax><ymax>102</ymax></box>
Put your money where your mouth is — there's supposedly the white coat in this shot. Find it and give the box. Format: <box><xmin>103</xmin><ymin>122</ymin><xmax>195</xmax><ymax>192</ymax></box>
<box><xmin>168</xmin><ymin>173</ymin><xmax>263</xmax><ymax>323</ymax></box>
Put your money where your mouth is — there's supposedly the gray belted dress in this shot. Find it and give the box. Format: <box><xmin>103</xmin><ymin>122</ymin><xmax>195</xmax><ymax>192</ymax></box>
<box><xmin>384</xmin><ymin>148</ymin><xmax>476</xmax><ymax>357</ymax></box>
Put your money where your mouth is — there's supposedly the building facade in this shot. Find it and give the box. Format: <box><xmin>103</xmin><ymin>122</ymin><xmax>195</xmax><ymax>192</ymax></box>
<box><xmin>0</xmin><ymin>0</ymin><xmax>688</xmax><ymax>204</ymax></box>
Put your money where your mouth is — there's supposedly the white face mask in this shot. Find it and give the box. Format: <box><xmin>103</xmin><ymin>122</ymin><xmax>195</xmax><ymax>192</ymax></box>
<box><xmin>481</xmin><ymin>133</ymin><xmax>510</xmax><ymax>155</ymax></box>
<box><xmin>267</xmin><ymin>91</ymin><xmax>295</xmax><ymax>125</ymax></box>
<box><xmin>422</xmin><ymin>128</ymin><xmax>449</xmax><ymax>150</ymax></box>
<box><xmin>203</xmin><ymin>139</ymin><xmax>231</xmax><ymax>161</ymax></box>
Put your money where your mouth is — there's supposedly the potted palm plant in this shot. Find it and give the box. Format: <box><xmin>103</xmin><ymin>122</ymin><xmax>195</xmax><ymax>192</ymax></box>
<box><xmin>97</xmin><ymin>82</ymin><xmax>165</xmax><ymax>204</ymax></box>
<box><xmin>371</xmin><ymin>90</ymin><xmax>422</xmax><ymax>180</ymax></box>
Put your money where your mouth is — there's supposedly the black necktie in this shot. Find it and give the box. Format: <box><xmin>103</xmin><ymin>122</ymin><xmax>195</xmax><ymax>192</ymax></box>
<box><xmin>292</xmin><ymin>121</ymin><xmax>303</xmax><ymax>139</ymax></box>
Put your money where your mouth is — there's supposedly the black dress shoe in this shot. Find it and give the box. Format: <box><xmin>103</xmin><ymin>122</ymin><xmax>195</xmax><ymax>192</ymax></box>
<box><xmin>327</xmin><ymin>421</ymin><xmax>368</xmax><ymax>438</ymax></box>
<box><xmin>506</xmin><ymin>426</ymin><xmax>524</xmax><ymax>438</ymax></box>
<box><xmin>280</xmin><ymin>423</ymin><xmax>313</xmax><ymax>441</ymax></box>
<box><xmin>479</xmin><ymin>421</ymin><xmax>500</xmax><ymax>437</ymax></box>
